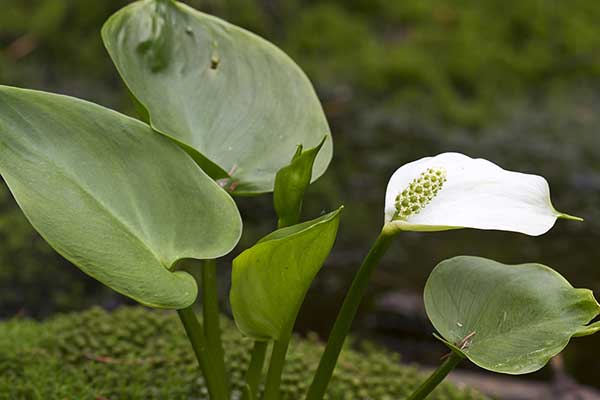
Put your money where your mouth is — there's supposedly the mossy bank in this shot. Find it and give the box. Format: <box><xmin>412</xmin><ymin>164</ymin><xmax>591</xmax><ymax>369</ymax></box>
<box><xmin>0</xmin><ymin>307</ymin><xmax>485</xmax><ymax>400</ymax></box>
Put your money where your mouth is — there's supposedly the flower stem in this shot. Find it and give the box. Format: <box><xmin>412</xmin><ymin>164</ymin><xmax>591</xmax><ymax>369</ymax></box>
<box><xmin>177</xmin><ymin>307</ymin><xmax>224</xmax><ymax>399</ymax></box>
<box><xmin>262</xmin><ymin>328</ymin><xmax>293</xmax><ymax>400</ymax></box>
<box><xmin>305</xmin><ymin>226</ymin><xmax>396</xmax><ymax>400</ymax></box>
<box><xmin>202</xmin><ymin>258</ymin><xmax>230</xmax><ymax>398</ymax></box>
<box><xmin>242</xmin><ymin>341</ymin><xmax>268</xmax><ymax>400</ymax></box>
<box><xmin>406</xmin><ymin>352</ymin><xmax>464</xmax><ymax>400</ymax></box>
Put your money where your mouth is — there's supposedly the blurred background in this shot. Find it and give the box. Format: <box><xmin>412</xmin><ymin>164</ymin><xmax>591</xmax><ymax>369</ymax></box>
<box><xmin>1</xmin><ymin>0</ymin><xmax>600</xmax><ymax>397</ymax></box>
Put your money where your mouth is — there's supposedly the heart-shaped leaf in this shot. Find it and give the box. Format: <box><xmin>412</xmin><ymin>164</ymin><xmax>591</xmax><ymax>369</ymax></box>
<box><xmin>230</xmin><ymin>208</ymin><xmax>342</xmax><ymax>340</ymax></box>
<box><xmin>274</xmin><ymin>137</ymin><xmax>325</xmax><ymax>228</ymax></box>
<box><xmin>0</xmin><ymin>85</ymin><xmax>242</xmax><ymax>309</ymax></box>
<box><xmin>424</xmin><ymin>256</ymin><xmax>600</xmax><ymax>374</ymax></box>
<box><xmin>102</xmin><ymin>0</ymin><xmax>332</xmax><ymax>195</ymax></box>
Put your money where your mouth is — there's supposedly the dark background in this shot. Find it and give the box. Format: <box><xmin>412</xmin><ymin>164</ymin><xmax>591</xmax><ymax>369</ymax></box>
<box><xmin>1</xmin><ymin>0</ymin><xmax>599</xmax><ymax>391</ymax></box>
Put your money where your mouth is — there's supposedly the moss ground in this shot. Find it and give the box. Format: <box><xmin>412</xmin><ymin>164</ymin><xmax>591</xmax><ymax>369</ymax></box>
<box><xmin>0</xmin><ymin>307</ymin><xmax>486</xmax><ymax>400</ymax></box>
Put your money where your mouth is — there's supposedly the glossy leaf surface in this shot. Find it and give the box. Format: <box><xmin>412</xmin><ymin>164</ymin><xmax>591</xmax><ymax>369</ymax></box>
<box><xmin>102</xmin><ymin>0</ymin><xmax>332</xmax><ymax>194</ymax></box>
<box><xmin>425</xmin><ymin>256</ymin><xmax>600</xmax><ymax>374</ymax></box>
<box><xmin>230</xmin><ymin>208</ymin><xmax>342</xmax><ymax>340</ymax></box>
<box><xmin>0</xmin><ymin>86</ymin><xmax>242</xmax><ymax>309</ymax></box>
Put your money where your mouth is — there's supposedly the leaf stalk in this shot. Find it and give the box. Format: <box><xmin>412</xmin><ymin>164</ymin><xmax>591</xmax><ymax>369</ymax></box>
<box><xmin>406</xmin><ymin>351</ymin><xmax>464</xmax><ymax>400</ymax></box>
<box><xmin>203</xmin><ymin>258</ymin><xmax>230</xmax><ymax>398</ymax></box>
<box><xmin>177</xmin><ymin>307</ymin><xmax>226</xmax><ymax>399</ymax></box>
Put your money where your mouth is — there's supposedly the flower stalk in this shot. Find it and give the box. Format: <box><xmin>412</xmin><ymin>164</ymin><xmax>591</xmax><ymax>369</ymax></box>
<box><xmin>305</xmin><ymin>225</ymin><xmax>396</xmax><ymax>400</ymax></box>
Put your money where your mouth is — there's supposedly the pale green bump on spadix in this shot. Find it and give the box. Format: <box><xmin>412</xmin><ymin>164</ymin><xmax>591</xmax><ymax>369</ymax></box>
<box><xmin>384</xmin><ymin>153</ymin><xmax>582</xmax><ymax>236</ymax></box>
<box><xmin>393</xmin><ymin>167</ymin><xmax>447</xmax><ymax>220</ymax></box>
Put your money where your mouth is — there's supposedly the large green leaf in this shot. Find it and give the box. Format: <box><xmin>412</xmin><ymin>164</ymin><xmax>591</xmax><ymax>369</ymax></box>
<box><xmin>424</xmin><ymin>256</ymin><xmax>600</xmax><ymax>374</ymax></box>
<box><xmin>230</xmin><ymin>208</ymin><xmax>342</xmax><ymax>340</ymax></box>
<box><xmin>0</xmin><ymin>85</ymin><xmax>242</xmax><ymax>309</ymax></box>
<box><xmin>101</xmin><ymin>0</ymin><xmax>332</xmax><ymax>195</ymax></box>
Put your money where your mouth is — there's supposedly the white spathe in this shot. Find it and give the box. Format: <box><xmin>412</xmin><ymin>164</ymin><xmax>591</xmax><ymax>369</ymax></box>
<box><xmin>384</xmin><ymin>153</ymin><xmax>581</xmax><ymax>236</ymax></box>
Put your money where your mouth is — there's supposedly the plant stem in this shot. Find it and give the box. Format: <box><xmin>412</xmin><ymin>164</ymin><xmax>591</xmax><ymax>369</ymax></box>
<box><xmin>262</xmin><ymin>328</ymin><xmax>293</xmax><ymax>400</ymax></box>
<box><xmin>242</xmin><ymin>341</ymin><xmax>268</xmax><ymax>400</ymax></box>
<box><xmin>305</xmin><ymin>226</ymin><xmax>396</xmax><ymax>400</ymax></box>
<box><xmin>253</xmin><ymin>201</ymin><xmax>301</xmax><ymax>400</ymax></box>
<box><xmin>177</xmin><ymin>307</ymin><xmax>223</xmax><ymax>399</ymax></box>
<box><xmin>406</xmin><ymin>352</ymin><xmax>464</xmax><ymax>400</ymax></box>
<box><xmin>202</xmin><ymin>258</ymin><xmax>230</xmax><ymax>398</ymax></box>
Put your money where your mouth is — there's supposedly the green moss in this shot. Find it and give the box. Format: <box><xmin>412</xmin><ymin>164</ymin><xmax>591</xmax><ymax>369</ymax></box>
<box><xmin>0</xmin><ymin>307</ymin><xmax>485</xmax><ymax>400</ymax></box>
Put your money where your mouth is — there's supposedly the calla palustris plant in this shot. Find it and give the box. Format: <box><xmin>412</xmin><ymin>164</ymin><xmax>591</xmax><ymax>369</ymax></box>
<box><xmin>425</xmin><ymin>256</ymin><xmax>600</xmax><ymax>375</ymax></box>
<box><xmin>231</xmin><ymin>139</ymin><xmax>333</xmax><ymax>343</ymax></box>
<box><xmin>384</xmin><ymin>152</ymin><xmax>581</xmax><ymax>235</ymax></box>
<box><xmin>0</xmin><ymin>1</ymin><xmax>596</xmax><ymax>399</ymax></box>
<box><xmin>103</xmin><ymin>0</ymin><xmax>337</xmax><ymax>390</ymax></box>
<box><xmin>101</xmin><ymin>0</ymin><xmax>332</xmax><ymax>195</ymax></box>
<box><xmin>101</xmin><ymin>0</ymin><xmax>336</xmax><ymax>397</ymax></box>
<box><xmin>405</xmin><ymin>256</ymin><xmax>600</xmax><ymax>400</ymax></box>
<box><xmin>0</xmin><ymin>0</ymin><xmax>334</xmax><ymax>396</ymax></box>
<box><xmin>273</xmin><ymin>137</ymin><xmax>327</xmax><ymax>229</ymax></box>
<box><xmin>229</xmin><ymin>139</ymin><xmax>341</xmax><ymax>400</ymax></box>
<box><xmin>0</xmin><ymin>86</ymin><xmax>241</xmax><ymax>309</ymax></box>
<box><xmin>231</xmin><ymin>209</ymin><xmax>342</xmax><ymax>341</ymax></box>
<box><xmin>232</xmin><ymin>208</ymin><xmax>342</xmax><ymax>399</ymax></box>
<box><xmin>305</xmin><ymin>152</ymin><xmax>584</xmax><ymax>400</ymax></box>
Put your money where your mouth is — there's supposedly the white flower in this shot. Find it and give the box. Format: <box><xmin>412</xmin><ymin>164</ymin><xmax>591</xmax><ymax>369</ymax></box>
<box><xmin>384</xmin><ymin>153</ymin><xmax>581</xmax><ymax>236</ymax></box>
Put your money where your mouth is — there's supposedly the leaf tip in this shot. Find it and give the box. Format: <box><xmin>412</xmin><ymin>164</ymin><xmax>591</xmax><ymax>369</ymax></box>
<box><xmin>573</xmin><ymin>321</ymin><xmax>600</xmax><ymax>338</ymax></box>
<box><xmin>557</xmin><ymin>212</ymin><xmax>584</xmax><ymax>222</ymax></box>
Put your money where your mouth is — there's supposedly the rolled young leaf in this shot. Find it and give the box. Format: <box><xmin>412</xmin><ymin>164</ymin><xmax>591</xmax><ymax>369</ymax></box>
<box><xmin>102</xmin><ymin>0</ymin><xmax>332</xmax><ymax>195</ymax></box>
<box><xmin>424</xmin><ymin>256</ymin><xmax>600</xmax><ymax>374</ymax></box>
<box><xmin>0</xmin><ymin>85</ymin><xmax>242</xmax><ymax>309</ymax></box>
<box><xmin>273</xmin><ymin>137</ymin><xmax>326</xmax><ymax>228</ymax></box>
<box><xmin>384</xmin><ymin>152</ymin><xmax>581</xmax><ymax>236</ymax></box>
<box><xmin>230</xmin><ymin>208</ymin><xmax>342</xmax><ymax>340</ymax></box>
